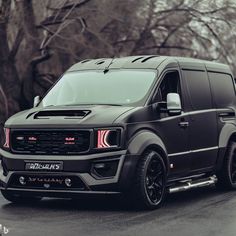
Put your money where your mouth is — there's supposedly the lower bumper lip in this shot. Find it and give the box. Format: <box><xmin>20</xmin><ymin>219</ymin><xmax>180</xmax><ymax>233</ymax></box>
<box><xmin>0</xmin><ymin>187</ymin><xmax>121</xmax><ymax>195</ymax></box>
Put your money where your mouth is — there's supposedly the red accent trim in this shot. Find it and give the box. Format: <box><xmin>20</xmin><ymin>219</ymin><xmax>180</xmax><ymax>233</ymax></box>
<box><xmin>97</xmin><ymin>130</ymin><xmax>102</xmax><ymax>148</ymax></box>
<box><xmin>64</xmin><ymin>142</ymin><xmax>75</xmax><ymax>145</ymax></box>
<box><xmin>3</xmin><ymin>128</ymin><xmax>10</xmax><ymax>148</ymax></box>
<box><xmin>28</xmin><ymin>136</ymin><xmax>37</xmax><ymax>141</ymax></box>
<box><xmin>65</xmin><ymin>137</ymin><xmax>75</xmax><ymax>141</ymax></box>
<box><xmin>103</xmin><ymin>131</ymin><xmax>110</xmax><ymax>147</ymax></box>
<box><xmin>97</xmin><ymin>130</ymin><xmax>111</xmax><ymax>148</ymax></box>
<box><xmin>101</xmin><ymin>130</ymin><xmax>106</xmax><ymax>147</ymax></box>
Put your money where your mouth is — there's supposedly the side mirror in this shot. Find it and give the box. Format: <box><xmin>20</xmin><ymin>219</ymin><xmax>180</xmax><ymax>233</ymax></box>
<box><xmin>167</xmin><ymin>93</ymin><xmax>182</xmax><ymax>115</ymax></box>
<box><xmin>33</xmin><ymin>96</ymin><xmax>40</xmax><ymax>108</ymax></box>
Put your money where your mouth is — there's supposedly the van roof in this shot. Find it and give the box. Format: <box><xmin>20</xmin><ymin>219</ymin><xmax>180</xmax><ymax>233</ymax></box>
<box><xmin>67</xmin><ymin>55</ymin><xmax>231</xmax><ymax>74</ymax></box>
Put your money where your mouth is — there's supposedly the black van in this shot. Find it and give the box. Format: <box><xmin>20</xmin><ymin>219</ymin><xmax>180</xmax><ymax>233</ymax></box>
<box><xmin>1</xmin><ymin>55</ymin><xmax>236</xmax><ymax>209</ymax></box>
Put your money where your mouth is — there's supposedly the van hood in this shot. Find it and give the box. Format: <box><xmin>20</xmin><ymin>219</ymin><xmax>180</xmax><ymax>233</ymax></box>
<box><xmin>5</xmin><ymin>105</ymin><xmax>136</xmax><ymax>129</ymax></box>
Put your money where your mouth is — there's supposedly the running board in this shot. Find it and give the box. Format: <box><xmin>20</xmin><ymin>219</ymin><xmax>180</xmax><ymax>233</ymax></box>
<box><xmin>168</xmin><ymin>176</ymin><xmax>217</xmax><ymax>194</ymax></box>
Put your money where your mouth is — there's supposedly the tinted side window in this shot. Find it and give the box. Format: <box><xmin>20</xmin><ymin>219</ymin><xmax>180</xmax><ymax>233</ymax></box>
<box><xmin>154</xmin><ymin>71</ymin><xmax>181</xmax><ymax>103</ymax></box>
<box><xmin>208</xmin><ymin>72</ymin><xmax>235</xmax><ymax>108</ymax></box>
<box><xmin>183</xmin><ymin>70</ymin><xmax>212</xmax><ymax>110</ymax></box>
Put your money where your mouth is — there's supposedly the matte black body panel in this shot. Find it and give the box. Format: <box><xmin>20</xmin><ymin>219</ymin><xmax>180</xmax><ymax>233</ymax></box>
<box><xmin>188</xmin><ymin>110</ymin><xmax>218</xmax><ymax>170</ymax></box>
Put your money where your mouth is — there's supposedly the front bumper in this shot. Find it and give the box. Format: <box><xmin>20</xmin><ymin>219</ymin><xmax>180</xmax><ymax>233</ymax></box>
<box><xmin>0</xmin><ymin>148</ymin><xmax>139</xmax><ymax>196</ymax></box>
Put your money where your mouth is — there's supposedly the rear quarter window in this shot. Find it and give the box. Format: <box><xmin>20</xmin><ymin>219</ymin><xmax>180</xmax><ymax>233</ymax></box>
<box><xmin>208</xmin><ymin>72</ymin><xmax>236</xmax><ymax>108</ymax></box>
<box><xmin>182</xmin><ymin>70</ymin><xmax>212</xmax><ymax>110</ymax></box>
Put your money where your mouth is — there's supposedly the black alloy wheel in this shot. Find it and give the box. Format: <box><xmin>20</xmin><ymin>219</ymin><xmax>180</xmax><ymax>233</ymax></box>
<box><xmin>145</xmin><ymin>155</ymin><xmax>165</xmax><ymax>205</ymax></box>
<box><xmin>130</xmin><ymin>150</ymin><xmax>167</xmax><ymax>210</ymax></box>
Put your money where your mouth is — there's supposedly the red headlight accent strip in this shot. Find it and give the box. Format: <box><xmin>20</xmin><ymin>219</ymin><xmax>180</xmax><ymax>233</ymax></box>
<box><xmin>3</xmin><ymin>128</ymin><xmax>10</xmax><ymax>148</ymax></box>
<box><xmin>97</xmin><ymin>130</ymin><xmax>111</xmax><ymax>148</ymax></box>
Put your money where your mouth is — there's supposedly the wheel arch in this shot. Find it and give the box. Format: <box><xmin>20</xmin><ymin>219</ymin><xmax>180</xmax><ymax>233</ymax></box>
<box><xmin>218</xmin><ymin>123</ymin><xmax>236</xmax><ymax>148</ymax></box>
<box><xmin>217</xmin><ymin>123</ymin><xmax>236</xmax><ymax>171</ymax></box>
<box><xmin>127</xmin><ymin>130</ymin><xmax>169</xmax><ymax>173</ymax></box>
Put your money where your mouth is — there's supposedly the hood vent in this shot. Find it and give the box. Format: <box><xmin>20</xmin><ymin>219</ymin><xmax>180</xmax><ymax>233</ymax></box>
<box><xmin>34</xmin><ymin>110</ymin><xmax>90</xmax><ymax>119</ymax></box>
<box><xmin>141</xmin><ymin>56</ymin><xmax>159</xmax><ymax>63</ymax></box>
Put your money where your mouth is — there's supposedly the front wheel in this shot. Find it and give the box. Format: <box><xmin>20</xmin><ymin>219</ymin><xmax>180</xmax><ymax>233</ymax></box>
<box><xmin>1</xmin><ymin>190</ymin><xmax>42</xmax><ymax>204</ymax></box>
<box><xmin>130</xmin><ymin>150</ymin><xmax>167</xmax><ymax>210</ymax></box>
<box><xmin>216</xmin><ymin>142</ymin><xmax>236</xmax><ymax>190</ymax></box>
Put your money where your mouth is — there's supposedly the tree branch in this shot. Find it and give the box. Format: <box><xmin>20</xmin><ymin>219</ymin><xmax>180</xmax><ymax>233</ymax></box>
<box><xmin>190</xmin><ymin>12</ymin><xmax>232</xmax><ymax>64</ymax></box>
<box><xmin>140</xmin><ymin>45</ymin><xmax>194</xmax><ymax>51</ymax></box>
<box><xmin>31</xmin><ymin>48</ymin><xmax>52</xmax><ymax>67</ymax></box>
<box><xmin>40</xmin><ymin>0</ymin><xmax>92</xmax><ymax>27</ymax></box>
<box><xmin>48</xmin><ymin>0</ymin><xmax>92</xmax><ymax>11</ymax></box>
<box><xmin>9</xmin><ymin>28</ymin><xmax>24</xmax><ymax>59</ymax></box>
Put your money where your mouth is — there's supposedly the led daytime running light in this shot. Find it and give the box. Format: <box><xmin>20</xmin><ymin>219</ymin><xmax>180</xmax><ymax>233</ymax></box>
<box><xmin>3</xmin><ymin>128</ymin><xmax>10</xmax><ymax>148</ymax></box>
<box><xmin>97</xmin><ymin>130</ymin><xmax>111</xmax><ymax>148</ymax></box>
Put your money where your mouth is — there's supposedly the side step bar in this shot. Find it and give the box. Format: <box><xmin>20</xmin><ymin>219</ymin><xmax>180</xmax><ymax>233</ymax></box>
<box><xmin>168</xmin><ymin>176</ymin><xmax>217</xmax><ymax>194</ymax></box>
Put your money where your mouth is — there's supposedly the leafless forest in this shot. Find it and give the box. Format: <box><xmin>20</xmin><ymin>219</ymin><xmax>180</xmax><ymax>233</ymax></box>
<box><xmin>0</xmin><ymin>0</ymin><xmax>236</xmax><ymax>141</ymax></box>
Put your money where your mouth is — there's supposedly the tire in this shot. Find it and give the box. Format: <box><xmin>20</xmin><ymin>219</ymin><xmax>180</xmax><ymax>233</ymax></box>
<box><xmin>216</xmin><ymin>142</ymin><xmax>236</xmax><ymax>190</ymax></box>
<box><xmin>1</xmin><ymin>190</ymin><xmax>42</xmax><ymax>204</ymax></box>
<box><xmin>129</xmin><ymin>150</ymin><xmax>167</xmax><ymax>210</ymax></box>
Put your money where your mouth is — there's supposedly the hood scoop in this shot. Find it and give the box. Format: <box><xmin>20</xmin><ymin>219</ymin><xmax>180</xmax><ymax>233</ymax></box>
<box><xmin>33</xmin><ymin>110</ymin><xmax>90</xmax><ymax>119</ymax></box>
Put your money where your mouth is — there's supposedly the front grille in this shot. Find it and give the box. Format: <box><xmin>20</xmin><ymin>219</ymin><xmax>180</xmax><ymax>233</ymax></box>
<box><xmin>11</xmin><ymin>130</ymin><xmax>91</xmax><ymax>155</ymax></box>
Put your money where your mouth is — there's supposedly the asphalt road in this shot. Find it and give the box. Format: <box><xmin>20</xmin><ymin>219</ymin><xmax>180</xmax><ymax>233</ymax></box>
<box><xmin>0</xmin><ymin>187</ymin><xmax>236</xmax><ymax>236</ymax></box>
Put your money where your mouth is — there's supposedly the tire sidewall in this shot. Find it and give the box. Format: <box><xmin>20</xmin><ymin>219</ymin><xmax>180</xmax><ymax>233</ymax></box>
<box><xmin>141</xmin><ymin>151</ymin><xmax>167</xmax><ymax>208</ymax></box>
<box><xmin>227</xmin><ymin>143</ymin><xmax>236</xmax><ymax>188</ymax></box>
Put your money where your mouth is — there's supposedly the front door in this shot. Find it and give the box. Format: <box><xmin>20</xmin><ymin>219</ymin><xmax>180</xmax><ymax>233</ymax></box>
<box><xmin>153</xmin><ymin>70</ymin><xmax>191</xmax><ymax>177</ymax></box>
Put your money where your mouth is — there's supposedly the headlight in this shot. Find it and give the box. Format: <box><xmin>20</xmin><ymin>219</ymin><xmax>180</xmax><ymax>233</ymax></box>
<box><xmin>3</xmin><ymin>128</ymin><xmax>10</xmax><ymax>149</ymax></box>
<box><xmin>96</xmin><ymin>128</ymin><xmax>121</xmax><ymax>149</ymax></box>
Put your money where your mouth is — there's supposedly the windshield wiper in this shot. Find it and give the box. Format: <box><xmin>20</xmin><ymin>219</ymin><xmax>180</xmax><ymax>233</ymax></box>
<box><xmin>62</xmin><ymin>103</ymin><xmax>123</xmax><ymax>107</ymax></box>
<box><xmin>92</xmin><ymin>103</ymin><xmax>122</xmax><ymax>106</ymax></box>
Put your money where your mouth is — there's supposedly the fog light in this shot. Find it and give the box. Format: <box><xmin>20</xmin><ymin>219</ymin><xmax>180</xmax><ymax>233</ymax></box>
<box><xmin>19</xmin><ymin>176</ymin><xmax>26</xmax><ymax>185</ymax></box>
<box><xmin>91</xmin><ymin>160</ymin><xmax>119</xmax><ymax>178</ymax></box>
<box><xmin>65</xmin><ymin>178</ymin><xmax>72</xmax><ymax>187</ymax></box>
<box><xmin>94</xmin><ymin>163</ymin><xmax>106</xmax><ymax>169</ymax></box>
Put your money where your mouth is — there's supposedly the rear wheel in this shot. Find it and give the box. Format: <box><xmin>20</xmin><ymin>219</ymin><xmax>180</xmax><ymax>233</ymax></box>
<box><xmin>1</xmin><ymin>190</ymin><xmax>42</xmax><ymax>204</ymax></box>
<box><xmin>216</xmin><ymin>142</ymin><xmax>236</xmax><ymax>190</ymax></box>
<box><xmin>130</xmin><ymin>150</ymin><xmax>167</xmax><ymax>210</ymax></box>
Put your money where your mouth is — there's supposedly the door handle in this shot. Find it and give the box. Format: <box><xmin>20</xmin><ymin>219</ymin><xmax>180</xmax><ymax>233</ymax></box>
<box><xmin>179</xmin><ymin>121</ymin><xmax>189</xmax><ymax>128</ymax></box>
<box><xmin>218</xmin><ymin>111</ymin><xmax>235</xmax><ymax>118</ymax></box>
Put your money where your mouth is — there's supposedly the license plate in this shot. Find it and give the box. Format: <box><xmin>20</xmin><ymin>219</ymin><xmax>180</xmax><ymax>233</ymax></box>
<box><xmin>25</xmin><ymin>161</ymin><xmax>63</xmax><ymax>171</ymax></box>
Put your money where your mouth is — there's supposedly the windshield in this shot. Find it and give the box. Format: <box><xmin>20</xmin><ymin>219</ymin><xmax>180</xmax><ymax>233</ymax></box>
<box><xmin>40</xmin><ymin>70</ymin><xmax>157</xmax><ymax>107</ymax></box>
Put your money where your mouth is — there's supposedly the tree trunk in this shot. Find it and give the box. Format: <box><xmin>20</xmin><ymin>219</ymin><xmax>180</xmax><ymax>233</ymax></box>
<box><xmin>0</xmin><ymin>2</ymin><xmax>21</xmax><ymax>118</ymax></box>
<box><xmin>17</xmin><ymin>0</ymin><xmax>41</xmax><ymax>108</ymax></box>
